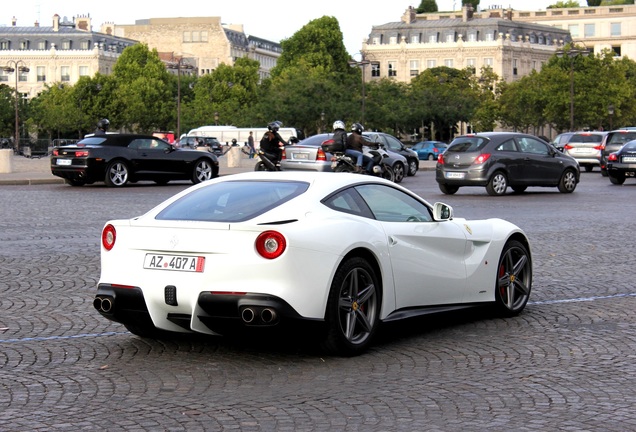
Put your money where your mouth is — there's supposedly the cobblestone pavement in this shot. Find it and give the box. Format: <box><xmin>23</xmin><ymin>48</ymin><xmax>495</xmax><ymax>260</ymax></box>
<box><xmin>1</xmin><ymin>170</ymin><xmax>636</xmax><ymax>431</ymax></box>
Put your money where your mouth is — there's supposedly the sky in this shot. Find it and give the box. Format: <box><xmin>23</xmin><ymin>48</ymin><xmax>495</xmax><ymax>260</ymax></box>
<box><xmin>4</xmin><ymin>0</ymin><xmax>558</xmax><ymax>55</ymax></box>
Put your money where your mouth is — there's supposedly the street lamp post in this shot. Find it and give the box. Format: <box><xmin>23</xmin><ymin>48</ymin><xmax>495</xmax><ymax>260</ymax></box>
<box><xmin>167</xmin><ymin>56</ymin><xmax>194</xmax><ymax>140</ymax></box>
<box><xmin>320</xmin><ymin>111</ymin><xmax>325</xmax><ymax>134</ymax></box>
<box><xmin>4</xmin><ymin>60</ymin><xmax>30</xmax><ymax>154</ymax></box>
<box><xmin>556</xmin><ymin>47</ymin><xmax>589</xmax><ymax>131</ymax></box>
<box><xmin>348</xmin><ymin>53</ymin><xmax>371</xmax><ymax>125</ymax></box>
<box><xmin>608</xmin><ymin>104</ymin><xmax>615</xmax><ymax>131</ymax></box>
<box><xmin>214</xmin><ymin>112</ymin><xmax>219</xmax><ymax>126</ymax></box>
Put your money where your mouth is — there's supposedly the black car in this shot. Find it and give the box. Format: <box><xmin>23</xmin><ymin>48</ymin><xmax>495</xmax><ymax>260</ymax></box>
<box><xmin>599</xmin><ymin>128</ymin><xmax>636</xmax><ymax>176</ymax></box>
<box><xmin>51</xmin><ymin>134</ymin><xmax>219</xmax><ymax>187</ymax></box>
<box><xmin>179</xmin><ymin>136</ymin><xmax>224</xmax><ymax>156</ymax></box>
<box><xmin>606</xmin><ymin>139</ymin><xmax>636</xmax><ymax>185</ymax></box>
<box><xmin>436</xmin><ymin>132</ymin><xmax>580</xmax><ymax>196</ymax></box>
<box><xmin>366</xmin><ymin>132</ymin><xmax>420</xmax><ymax>177</ymax></box>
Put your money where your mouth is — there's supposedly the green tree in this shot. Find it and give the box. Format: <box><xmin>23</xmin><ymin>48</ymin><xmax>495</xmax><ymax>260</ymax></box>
<box><xmin>548</xmin><ymin>1</ymin><xmax>581</xmax><ymax>8</ymax></box>
<box><xmin>587</xmin><ymin>0</ymin><xmax>602</xmax><ymax>5</ymax></box>
<box><xmin>365</xmin><ymin>78</ymin><xmax>410</xmax><ymax>135</ymax></box>
<box><xmin>462</xmin><ymin>0</ymin><xmax>480</xmax><ymax>9</ymax></box>
<box><xmin>109</xmin><ymin>43</ymin><xmax>174</xmax><ymax>133</ymax></box>
<box><xmin>470</xmin><ymin>67</ymin><xmax>502</xmax><ymax>132</ymax></box>
<box><xmin>416</xmin><ymin>0</ymin><xmax>438</xmax><ymax>13</ymax></box>
<box><xmin>0</xmin><ymin>84</ymin><xmax>14</xmax><ymax>138</ymax></box>
<box><xmin>497</xmin><ymin>71</ymin><xmax>547</xmax><ymax>133</ymax></box>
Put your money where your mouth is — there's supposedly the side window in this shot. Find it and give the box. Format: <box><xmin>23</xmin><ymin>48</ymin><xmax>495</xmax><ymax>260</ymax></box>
<box><xmin>495</xmin><ymin>139</ymin><xmax>517</xmax><ymax>152</ymax></box>
<box><xmin>149</xmin><ymin>139</ymin><xmax>170</xmax><ymax>150</ymax></box>
<box><xmin>384</xmin><ymin>135</ymin><xmax>403</xmax><ymax>151</ymax></box>
<box><xmin>355</xmin><ymin>184</ymin><xmax>432</xmax><ymax>223</ymax></box>
<box><xmin>323</xmin><ymin>188</ymin><xmax>373</xmax><ymax>218</ymax></box>
<box><xmin>518</xmin><ymin>137</ymin><xmax>549</xmax><ymax>155</ymax></box>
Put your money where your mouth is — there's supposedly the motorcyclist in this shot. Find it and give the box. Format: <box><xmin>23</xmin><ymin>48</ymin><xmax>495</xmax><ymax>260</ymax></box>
<box><xmin>94</xmin><ymin>118</ymin><xmax>109</xmax><ymax>136</ymax></box>
<box><xmin>346</xmin><ymin>122</ymin><xmax>376</xmax><ymax>173</ymax></box>
<box><xmin>332</xmin><ymin>120</ymin><xmax>348</xmax><ymax>154</ymax></box>
<box><xmin>260</xmin><ymin>121</ymin><xmax>286</xmax><ymax>166</ymax></box>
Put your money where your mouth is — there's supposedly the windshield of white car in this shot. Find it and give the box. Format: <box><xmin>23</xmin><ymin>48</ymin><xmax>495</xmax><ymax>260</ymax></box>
<box><xmin>156</xmin><ymin>180</ymin><xmax>310</xmax><ymax>222</ymax></box>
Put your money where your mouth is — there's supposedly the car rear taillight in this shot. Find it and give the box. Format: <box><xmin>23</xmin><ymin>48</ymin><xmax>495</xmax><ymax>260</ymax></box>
<box><xmin>594</xmin><ymin>145</ymin><xmax>603</xmax><ymax>150</ymax></box>
<box><xmin>474</xmin><ymin>153</ymin><xmax>491</xmax><ymax>164</ymax></box>
<box><xmin>317</xmin><ymin>148</ymin><xmax>327</xmax><ymax>161</ymax></box>
<box><xmin>75</xmin><ymin>150</ymin><xmax>89</xmax><ymax>157</ymax></box>
<box><xmin>102</xmin><ymin>224</ymin><xmax>116</xmax><ymax>251</ymax></box>
<box><xmin>281</xmin><ymin>149</ymin><xmax>287</xmax><ymax>160</ymax></box>
<box><xmin>564</xmin><ymin>144</ymin><xmax>574</xmax><ymax>150</ymax></box>
<box><xmin>255</xmin><ymin>230</ymin><xmax>286</xmax><ymax>259</ymax></box>
<box><xmin>608</xmin><ymin>153</ymin><xmax>618</xmax><ymax>162</ymax></box>
<box><xmin>437</xmin><ymin>153</ymin><xmax>445</xmax><ymax>164</ymax></box>
<box><xmin>52</xmin><ymin>149</ymin><xmax>59</xmax><ymax>156</ymax></box>
<box><xmin>433</xmin><ymin>148</ymin><xmax>439</xmax><ymax>153</ymax></box>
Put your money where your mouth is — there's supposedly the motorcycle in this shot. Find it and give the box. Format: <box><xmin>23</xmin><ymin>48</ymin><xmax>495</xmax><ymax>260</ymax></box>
<box><xmin>254</xmin><ymin>149</ymin><xmax>281</xmax><ymax>171</ymax></box>
<box><xmin>326</xmin><ymin>142</ymin><xmax>395</xmax><ymax>182</ymax></box>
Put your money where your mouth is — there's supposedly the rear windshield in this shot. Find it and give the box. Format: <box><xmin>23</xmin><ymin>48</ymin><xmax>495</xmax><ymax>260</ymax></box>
<box><xmin>608</xmin><ymin>132</ymin><xmax>636</xmax><ymax>145</ymax></box>
<box><xmin>156</xmin><ymin>180</ymin><xmax>309</xmax><ymax>222</ymax></box>
<box><xmin>447</xmin><ymin>137</ymin><xmax>489</xmax><ymax>153</ymax></box>
<box><xmin>569</xmin><ymin>134</ymin><xmax>604</xmax><ymax>143</ymax></box>
<box><xmin>78</xmin><ymin>137</ymin><xmax>107</xmax><ymax>145</ymax></box>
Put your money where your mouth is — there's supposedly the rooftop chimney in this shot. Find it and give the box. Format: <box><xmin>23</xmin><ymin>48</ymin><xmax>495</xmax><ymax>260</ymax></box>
<box><xmin>12</xmin><ymin>16</ymin><xmax>17</xmax><ymax>26</ymax></box>
<box><xmin>53</xmin><ymin>14</ymin><xmax>60</xmax><ymax>32</ymax></box>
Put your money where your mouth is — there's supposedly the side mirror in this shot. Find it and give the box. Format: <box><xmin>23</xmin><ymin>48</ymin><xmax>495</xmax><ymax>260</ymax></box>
<box><xmin>433</xmin><ymin>202</ymin><xmax>453</xmax><ymax>221</ymax></box>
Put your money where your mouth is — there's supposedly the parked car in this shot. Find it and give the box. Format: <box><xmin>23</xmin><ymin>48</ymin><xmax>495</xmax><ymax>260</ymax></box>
<box><xmin>560</xmin><ymin>131</ymin><xmax>606</xmax><ymax>172</ymax></box>
<box><xmin>51</xmin><ymin>134</ymin><xmax>219</xmax><ymax>187</ymax></box>
<box><xmin>94</xmin><ymin>171</ymin><xmax>532</xmax><ymax>356</ymax></box>
<box><xmin>600</xmin><ymin>128</ymin><xmax>636</xmax><ymax>176</ymax></box>
<box><xmin>281</xmin><ymin>133</ymin><xmax>409</xmax><ymax>183</ymax></box>
<box><xmin>369</xmin><ymin>132</ymin><xmax>420</xmax><ymax>176</ymax></box>
<box><xmin>178</xmin><ymin>136</ymin><xmax>224</xmax><ymax>156</ymax></box>
<box><xmin>436</xmin><ymin>132</ymin><xmax>580</xmax><ymax>196</ymax></box>
<box><xmin>606</xmin><ymin>139</ymin><xmax>636</xmax><ymax>185</ymax></box>
<box><xmin>549</xmin><ymin>132</ymin><xmax>575</xmax><ymax>152</ymax></box>
<box><xmin>412</xmin><ymin>141</ymin><xmax>448</xmax><ymax>161</ymax></box>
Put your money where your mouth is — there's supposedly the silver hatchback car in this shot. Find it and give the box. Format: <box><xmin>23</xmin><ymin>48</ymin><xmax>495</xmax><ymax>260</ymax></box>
<box><xmin>561</xmin><ymin>131</ymin><xmax>607</xmax><ymax>172</ymax></box>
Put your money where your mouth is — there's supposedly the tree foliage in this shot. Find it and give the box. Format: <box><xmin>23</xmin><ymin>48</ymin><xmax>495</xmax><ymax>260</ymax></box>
<box><xmin>416</xmin><ymin>0</ymin><xmax>439</xmax><ymax>13</ymax></box>
<box><xmin>548</xmin><ymin>1</ymin><xmax>582</xmax><ymax>8</ymax></box>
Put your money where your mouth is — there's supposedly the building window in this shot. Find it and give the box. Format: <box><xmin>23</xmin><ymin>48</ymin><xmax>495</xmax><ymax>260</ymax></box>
<box><xmin>411</xmin><ymin>35</ymin><xmax>420</xmax><ymax>43</ymax></box>
<box><xmin>19</xmin><ymin>69</ymin><xmax>28</xmax><ymax>82</ymax></box>
<box><xmin>37</xmin><ymin>40</ymin><xmax>47</xmax><ymax>50</ymax></box>
<box><xmin>0</xmin><ymin>69</ymin><xmax>8</xmax><ymax>82</ymax></box>
<box><xmin>513</xmin><ymin>59</ymin><xmax>518</xmax><ymax>76</ymax></box>
<box><xmin>532</xmin><ymin>60</ymin><xmax>537</xmax><ymax>70</ymax></box>
<box><xmin>444</xmin><ymin>59</ymin><xmax>453</xmax><ymax>67</ymax></box>
<box><xmin>62</xmin><ymin>40</ymin><xmax>71</xmax><ymax>50</ymax></box>
<box><xmin>192</xmin><ymin>32</ymin><xmax>201</xmax><ymax>42</ymax></box>
<box><xmin>568</xmin><ymin>24</ymin><xmax>579</xmax><ymax>38</ymax></box>
<box><xmin>468</xmin><ymin>32</ymin><xmax>477</xmax><ymax>42</ymax></box>
<box><xmin>427</xmin><ymin>59</ymin><xmax>436</xmax><ymax>68</ymax></box>
<box><xmin>19</xmin><ymin>40</ymin><xmax>29</xmax><ymax>50</ymax></box>
<box><xmin>371</xmin><ymin>63</ymin><xmax>380</xmax><ymax>77</ymax></box>
<box><xmin>37</xmin><ymin>66</ymin><xmax>46</xmax><ymax>82</ymax></box>
<box><xmin>389</xmin><ymin>36</ymin><xmax>397</xmax><ymax>44</ymax></box>
<box><xmin>611</xmin><ymin>22</ymin><xmax>621</xmax><ymax>37</ymax></box>
<box><xmin>80</xmin><ymin>40</ymin><xmax>90</xmax><ymax>50</ymax></box>
<box><xmin>183</xmin><ymin>32</ymin><xmax>191</xmax><ymax>43</ymax></box>
<box><xmin>584</xmin><ymin>24</ymin><xmax>595</xmax><ymax>37</ymax></box>
<box><xmin>429</xmin><ymin>34</ymin><xmax>437</xmax><ymax>43</ymax></box>
<box><xmin>446</xmin><ymin>34</ymin><xmax>454</xmax><ymax>43</ymax></box>
<box><xmin>79</xmin><ymin>66</ymin><xmax>89</xmax><ymax>76</ymax></box>
<box><xmin>201</xmin><ymin>31</ymin><xmax>209</xmax><ymax>42</ymax></box>
<box><xmin>613</xmin><ymin>46</ymin><xmax>622</xmax><ymax>57</ymax></box>
<box><xmin>372</xmin><ymin>37</ymin><xmax>380</xmax><ymax>45</ymax></box>
<box><xmin>0</xmin><ymin>41</ymin><xmax>9</xmax><ymax>50</ymax></box>
<box><xmin>388</xmin><ymin>61</ymin><xmax>397</xmax><ymax>77</ymax></box>
<box><xmin>466</xmin><ymin>58</ymin><xmax>476</xmax><ymax>68</ymax></box>
<box><xmin>61</xmin><ymin>66</ymin><xmax>70</xmax><ymax>82</ymax></box>
<box><xmin>410</xmin><ymin>60</ymin><xmax>419</xmax><ymax>76</ymax></box>
<box><xmin>484</xmin><ymin>58</ymin><xmax>494</xmax><ymax>66</ymax></box>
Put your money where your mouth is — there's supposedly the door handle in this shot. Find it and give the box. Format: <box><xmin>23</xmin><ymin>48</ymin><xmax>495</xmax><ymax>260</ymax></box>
<box><xmin>388</xmin><ymin>236</ymin><xmax>398</xmax><ymax>246</ymax></box>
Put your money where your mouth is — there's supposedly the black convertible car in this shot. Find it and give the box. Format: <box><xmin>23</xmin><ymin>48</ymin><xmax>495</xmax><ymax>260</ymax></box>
<box><xmin>51</xmin><ymin>134</ymin><xmax>219</xmax><ymax>187</ymax></box>
<box><xmin>606</xmin><ymin>139</ymin><xmax>636</xmax><ymax>185</ymax></box>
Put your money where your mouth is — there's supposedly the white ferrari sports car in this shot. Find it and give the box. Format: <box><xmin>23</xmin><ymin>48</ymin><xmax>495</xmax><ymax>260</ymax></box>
<box><xmin>94</xmin><ymin>171</ymin><xmax>532</xmax><ymax>356</ymax></box>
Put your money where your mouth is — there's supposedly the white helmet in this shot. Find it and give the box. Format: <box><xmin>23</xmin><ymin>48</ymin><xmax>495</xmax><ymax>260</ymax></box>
<box><xmin>333</xmin><ymin>120</ymin><xmax>345</xmax><ymax>130</ymax></box>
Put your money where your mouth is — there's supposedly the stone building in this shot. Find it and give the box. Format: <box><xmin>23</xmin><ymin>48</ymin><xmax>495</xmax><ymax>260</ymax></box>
<box><xmin>0</xmin><ymin>14</ymin><xmax>137</xmax><ymax>98</ymax></box>
<box><xmin>113</xmin><ymin>17</ymin><xmax>282</xmax><ymax>81</ymax></box>
<box><xmin>360</xmin><ymin>6</ymin><xmax>572</xmax><ymax>84</ymax></box>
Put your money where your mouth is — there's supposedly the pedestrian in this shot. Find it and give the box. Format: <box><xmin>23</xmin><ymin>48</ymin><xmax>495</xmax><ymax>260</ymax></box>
<box><xmin>248</xmin><ymin>131</ymin><xmax>255</xmax><ymax>158</ymax></box>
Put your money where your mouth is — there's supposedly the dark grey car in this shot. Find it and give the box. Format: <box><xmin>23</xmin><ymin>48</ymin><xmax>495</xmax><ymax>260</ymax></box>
<box><xmin>435</xmin><ymin>132</ymin><xmax>580</xmax><ymax>196</ymax></box>
<box><xmin>600</xmin><ymin>128</ymin><xmax>636</xmax><ymax>176</ymax></box>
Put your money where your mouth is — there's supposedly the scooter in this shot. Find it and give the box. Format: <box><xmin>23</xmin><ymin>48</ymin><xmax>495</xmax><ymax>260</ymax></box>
<box><xmin>328</xmin><ymin>143</ymin><xmax>395</xmax><ymax>182</ymax></box>
<box><xmin>254</xmin><ymin>149</ymin><xmax>281</xmax><ymax>171</ymax></box>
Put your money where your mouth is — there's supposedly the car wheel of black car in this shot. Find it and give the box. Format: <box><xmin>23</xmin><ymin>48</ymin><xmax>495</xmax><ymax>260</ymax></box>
<box><xmin>407</xmin><ymin>158</ymin><xmax>418</xmax><ymax>176</ymax></box>
<box><xmin>511</xmin><ymin>186</ymin><xmax>527</xmax><ymax>194</ymax></box>
<box><xmin>192</xmin><ymin>159</ymin><xmax>214</xmax><ymax>184</ymax></box>
<box><xmin>609</xmin><ymin>173</ymin><xmax>626</xmax><ymax>185</ymax></box>
<box><xmin>486</xmin><ymin>172</ymin><xmax>508</xmax><ymax>196</ymax></box>
<box><xmin>557</xmin><ymin>169</ymin><xmax>577</xmax><ymax>193</ymax></box>
<box><xmin>392</xmin><ymin>162</ymin><xmax>405</xmax><ymax>183</ymax></box>
<box><xmin>65</xmin><ymin>178</ymin><xmax>85</xmax><ymax>187</ymax></box>
<box><xmin>322</xmin><ymin>257</ymin><xmax>380</xmax><ymax>356</ymax></box>
<box><xmin>495</xmin><ymin>240</ymin><xmax>532</xmax><ymax>317</ymax></box>
<box><xmin>439</xmin><ymin>183</ymin><xmax>459</xmax><ymax>195</ymax></box>
<box><xmin>105</xmin><ymin>160</ymin><xmax>129</xmax><ymax>187</ymax></box>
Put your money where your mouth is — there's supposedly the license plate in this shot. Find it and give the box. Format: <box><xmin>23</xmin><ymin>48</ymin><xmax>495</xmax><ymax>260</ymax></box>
<box><xmin>292</xmin><ymin>153</ymin><xmax>309</xmax><ymax>160</ymax></box>
<box><xmin>143</xmin><ymin>254</ymin><xmax>205</xmax><ymax>272</ymax></box>
<box><xmin>623</xmin><ymin>157</ymin><xmax>636</xmax><ymax>163</ymax></box>
<box><xmin>445</xmin><ymin>172</ymin><xmax>465</xmax><ymax>179</ymax></box>
<box><xmin>573</xmin><ymin>148</ymin><xmax>593</xmax><ymax>154</ymax></box>
<box><xmin>56</xmin><ymin>159</ymin><xmax>72</xmax><ymax>166</ymax></box>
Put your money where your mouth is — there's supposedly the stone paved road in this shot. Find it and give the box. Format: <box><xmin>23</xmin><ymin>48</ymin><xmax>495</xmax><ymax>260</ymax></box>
<box><xmin>1</xmin><ymin>171</ymin><xmax>636</xmax><ymax>431</ymax></box>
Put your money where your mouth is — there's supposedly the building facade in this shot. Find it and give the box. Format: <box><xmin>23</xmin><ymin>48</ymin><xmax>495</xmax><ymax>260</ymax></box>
<box><xmin>361</xmin><ymin>6</ymin><xmax>572</xmax><ymax>84</ymax></box>
<box><xmin>113</xmin><ymin>17</ymin><xmax>281</xmax><ymax>80</ymax></box>
<box><xmin>0</xmin><ymin>14</ymin><xmax>137</xmax><ymax>98</ymax></box>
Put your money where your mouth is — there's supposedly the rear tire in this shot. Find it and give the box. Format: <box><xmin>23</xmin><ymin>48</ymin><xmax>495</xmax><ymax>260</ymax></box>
<box><xmin>558</xmin><ymin>169</ymin><xmax>577</xmax><ymax>193</ymax></box>
<box><xmin>254</xmin><ymin>161</ymin><xmax>267</xmax><ymax>171</ymax></box>
<box><xmin>439</xmin><ymin>183</ymin><xmax>459</xmax><ymax>195</ymax></box>
<box><xmin>609</xmin><ymin>172</ymin><xmax>626</xmax><ymax>185</ymax></box>
<box><xmin>427</xmin><ymin>154</ymin><xmax>434</xmax><ymax>161</ymax></box>
<box><xmin>486</xmin><ymin>171</ymin><xmax>508</xmax><ymax>196</ymax></box>
<box><xmin>104</xmin><ymin>160</ymin><xmax>129</xmax><ymax>187</ymax></box>
<box><xmin>392</xmin><ymin>162</ymin><xmax>405</xmax><ymax>183</ymax></box>
<box><xmin>407</xmin><ymin>158</ymin><xmax>418</xmax><ymax>176</ymax></box>
<box><xmin>322</xmin><ymin>257</ymin><xmax>380</xmax><ymax>356</ymax></box>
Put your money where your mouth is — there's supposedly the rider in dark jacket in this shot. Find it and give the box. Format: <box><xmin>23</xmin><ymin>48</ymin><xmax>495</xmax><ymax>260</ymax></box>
<box><xmin>260</xmin><ymin>121</ymin><xmax>285</xmax><ymax>165</ymax></box>
<box><xmin>346</xmin><ymin>123</ymin><xmax>376</xmax><ymax>173</ymax></box>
